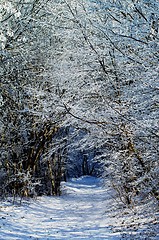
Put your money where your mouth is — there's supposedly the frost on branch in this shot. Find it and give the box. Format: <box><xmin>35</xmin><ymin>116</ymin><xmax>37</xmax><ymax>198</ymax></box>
<box><xmin>0</xmin><ymin>0</ymin><xmax>158</xmax><ymax>206</ymax></box>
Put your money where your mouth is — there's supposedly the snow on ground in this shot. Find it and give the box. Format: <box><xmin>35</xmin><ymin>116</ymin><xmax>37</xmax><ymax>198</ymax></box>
<box><xmin>0</xmin><ymin>176</ymin><xmax>159</xmax><ymax>240</ymax></box>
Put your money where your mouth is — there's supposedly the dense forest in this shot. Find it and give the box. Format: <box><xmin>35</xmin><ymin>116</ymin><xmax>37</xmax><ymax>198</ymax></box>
<box><xmin>0</xmin><ymin>0</ymin><xmax>159</xmax><ymax>207</ymax></box>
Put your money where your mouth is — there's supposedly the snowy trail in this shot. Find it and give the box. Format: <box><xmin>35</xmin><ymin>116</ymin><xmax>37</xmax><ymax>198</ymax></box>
<box><xmin>0</xmin><ymin>176</ymin><xmax>121</xmax><ymax>240</ymax></box>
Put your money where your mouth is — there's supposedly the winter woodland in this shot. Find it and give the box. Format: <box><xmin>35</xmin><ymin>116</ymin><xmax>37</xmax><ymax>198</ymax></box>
<box><xmin>0</xmin><ymin>0</ymin><xmax>159</xmax><ymax>238</ymax></box>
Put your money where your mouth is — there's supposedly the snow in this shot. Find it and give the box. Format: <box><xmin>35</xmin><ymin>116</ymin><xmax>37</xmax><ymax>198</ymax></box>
<box><xmin>0</xmin><ymin>176</ymin><xmax>159</xmax><ymax>239</ymax></box>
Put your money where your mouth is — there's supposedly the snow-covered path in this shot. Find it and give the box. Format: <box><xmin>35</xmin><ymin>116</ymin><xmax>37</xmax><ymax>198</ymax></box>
<box><xmin>0</xmin><ymin>176</ymin><xmax>121</xmax><ymax>240</ymax></box>
<box><xmin>1</xmin><ymin>176</ymin><xmax>159</xmax><ymax>240</ymax></box>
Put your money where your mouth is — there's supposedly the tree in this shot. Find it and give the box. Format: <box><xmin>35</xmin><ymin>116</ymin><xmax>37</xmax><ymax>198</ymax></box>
<box><xmin>0</xmin><ymin>0</ymin><xmax>158</xmax><ymax>206</ymax></box>
<box><xmin>48</xmin><ymin>0</ymin><xmax>159</xmax><ymax>204</ymax></box>
<box><xmin>0</xmin><ymin>0</ymin><xmax>66</xmax><ymax>199</ymax></box>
